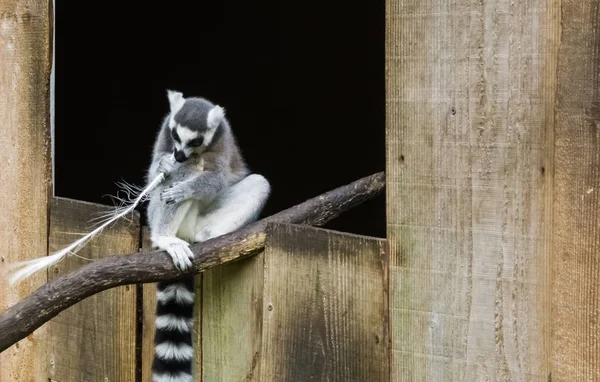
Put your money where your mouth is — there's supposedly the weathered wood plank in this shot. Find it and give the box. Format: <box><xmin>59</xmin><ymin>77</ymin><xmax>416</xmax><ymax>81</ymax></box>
<box><xmin>140</xmin><ymin>227</ymin><xmax>157</xmax><ymax>382</ymax></box>
<box><xmin>140</xmin><ymin>227</ymin><xmax>203</xmax><ymax>381</ymax></box>
<box><xmin>202</xmin><ymin>252</ymin><xmax>264</xmax><ymax>382</ymax></box>
<box><xmin>47</xmin><ymin>197</ymin><xmax>140</xmax><ymax>382</ymax></box>
<box><xmin>140</xmin><ymin>228</ymin><xmax>203</xmax><ymax>381</ymax></box>
<box><xmin>552</xmin><ymin>1</ymin><xmax>600</xmax><ymax>379</ymax></box>
<box><xmin>386</xmin><ymin>0</ymin><xmax>557</xmax><ymax>380</ymax></box>
<box><xmin>260</xmin><ymin>223</ymin><xmax>389</xmax><ymax>381</ymax></box>
<box><xmin>143</xmin><ymin>229</ymin><xmax>264</xmax><ymax>382</ymax></box>
<box><xmin>0</xmin><ymin>0</ymin><xmax>52</xmax><ymax>379</ymax></box>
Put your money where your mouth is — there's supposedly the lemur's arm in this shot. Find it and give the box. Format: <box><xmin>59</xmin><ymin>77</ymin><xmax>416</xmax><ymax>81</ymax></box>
<box><xmin>190</xmin><ymin>168</ymin><xmax>226</xmax><ymax>198</ymax></box>
<box><xmin>160</xmin><ymin>157</ymin><xmax>228</xmax><ymax>205</ymax></box>
<box><xmin>147</xmin><ymin>121</ymin><xmax>176</xmax><ymax>183</ymax></box>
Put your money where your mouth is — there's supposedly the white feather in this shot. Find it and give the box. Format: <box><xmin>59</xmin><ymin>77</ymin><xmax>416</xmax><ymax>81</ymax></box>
<box><xmin>8</xmin><ymin>163</ymin><xmax>170</xmax><ymax>285</ymax></box>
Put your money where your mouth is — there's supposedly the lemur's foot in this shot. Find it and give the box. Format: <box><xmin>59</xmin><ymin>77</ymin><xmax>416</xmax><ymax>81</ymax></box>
<box><xmin>152</xmin><ymin>236</ymin><xmax>194</xmax><ymax>270</ymax></box>
<box><xmin>165</xmin><ymin>243</ymin><xmax>194</xmax><ymax>270</ymax></box>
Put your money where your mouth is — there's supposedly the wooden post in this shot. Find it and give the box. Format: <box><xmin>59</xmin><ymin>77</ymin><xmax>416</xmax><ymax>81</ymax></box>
<box><xmin>386</xmin><ymin>0</ymin><xmax>558</xmax><ymax>380</ymax></box>
<box><xmin>551</xmin><ymin>1</ymin><xmax>600</xmax><ymax>379</ymax></box>
<box><xmin>0</xmin><ymin>0</ymin><xmax>52</xmax><ymax>380</ymax></box>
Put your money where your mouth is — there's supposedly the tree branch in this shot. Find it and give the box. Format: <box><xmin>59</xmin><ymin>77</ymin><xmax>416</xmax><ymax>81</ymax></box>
<box><xmin>0</xmin><ymin>172</ymin><xmax>385</xmax><ymax>353</ymax></box>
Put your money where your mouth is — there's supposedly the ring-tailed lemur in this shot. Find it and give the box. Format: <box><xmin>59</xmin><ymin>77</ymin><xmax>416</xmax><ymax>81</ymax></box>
<box><xmin>146</xmin><ymin>90</ymin><xmax>270</xmax><ymax>382</ymax></box>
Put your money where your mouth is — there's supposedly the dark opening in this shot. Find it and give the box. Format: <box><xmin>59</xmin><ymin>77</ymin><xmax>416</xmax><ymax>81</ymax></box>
<box><xmin>54</xmin><ymin>1</ymin><xmax>386</xmax><ymax>238</ymax></box>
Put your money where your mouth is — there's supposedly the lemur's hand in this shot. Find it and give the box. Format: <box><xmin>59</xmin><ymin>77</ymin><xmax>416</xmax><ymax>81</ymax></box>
<box><xmin>160</xmin><ymin>181</ymin><xmax>189</xmax><ymax>205</ymax></box>
<box><xmin>157</xmin><ymin>154</ymin><xmax>176</xmax><ymax>176</ymax></box>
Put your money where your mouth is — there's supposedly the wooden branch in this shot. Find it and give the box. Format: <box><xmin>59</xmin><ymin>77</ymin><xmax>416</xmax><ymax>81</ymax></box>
<box><xmin>0</xmin><ymin>172</ymin><xmax>385</xmax><ymax>353</ymax></box>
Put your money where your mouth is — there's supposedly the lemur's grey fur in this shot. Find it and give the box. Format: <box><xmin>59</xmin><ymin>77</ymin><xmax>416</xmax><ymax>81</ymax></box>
<box><xmin>145</xmin><ymin>90</ymin><xmax>270</xmax><ymax>382</ymax></box>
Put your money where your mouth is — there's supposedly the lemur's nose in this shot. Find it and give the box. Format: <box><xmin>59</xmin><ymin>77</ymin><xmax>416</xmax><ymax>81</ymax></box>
<box><xmin>174</xmin><ymin>150</ymin><xmax>187</xmax><ymax>163</ymax></box>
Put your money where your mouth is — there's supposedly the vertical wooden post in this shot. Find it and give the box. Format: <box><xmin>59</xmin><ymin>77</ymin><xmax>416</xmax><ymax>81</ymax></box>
<box><xmin>551</xmin><ymin>1</ymin><xmax>600</xmax><ymax>379</ymax></box>
<box><xmin>0</xmin><ymin>0</ymin><xmax>52</xmax><ymax>380</ymax></box>
<box><xmin>386</xmin><ymin>0</ymin><xmax>558</xmax><ymax>380</ymax></box>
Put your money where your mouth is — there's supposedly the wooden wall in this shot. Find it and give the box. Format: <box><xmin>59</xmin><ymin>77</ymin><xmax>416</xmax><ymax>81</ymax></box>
<box><xmin>385</xmin><ymin>0</ymin><xmax>599</xmax><ymax>380</ymax></box>
<box><xmin>47</xmin><ymin>197</ymin><xmax>139</xmax><ymax>381</ymax></box>
<box><xmin>0</xmin><ymin>0</ymin><xmax>599</xmax><ymax>381</ymax></box>
<box><xmin>141</xmin><ymin>223</ymin><xmax>389</xmax><ymax>382</ymax></box>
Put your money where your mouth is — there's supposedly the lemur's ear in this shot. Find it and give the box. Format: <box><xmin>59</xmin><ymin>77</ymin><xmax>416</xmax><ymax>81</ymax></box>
<box><xmin>207</xmin><ymin>105</ymin><xmax>225</xmax><ymax>129</ymax></box>
<box><xmin>167</xmin><ymin>90</ymin><xmax>185</xmax><ymax>115</ymax></box>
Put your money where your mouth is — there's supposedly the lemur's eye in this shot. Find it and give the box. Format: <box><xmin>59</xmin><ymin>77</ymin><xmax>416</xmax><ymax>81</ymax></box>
<box><xmin>188</xmin><ymin>137</ymin><xmax>204</xmax><ymax>147</ymax></box>
<box><xmin>171</xmin><ymin>129</ymin><xmax>181</xmax><ymax>143</ymax></box>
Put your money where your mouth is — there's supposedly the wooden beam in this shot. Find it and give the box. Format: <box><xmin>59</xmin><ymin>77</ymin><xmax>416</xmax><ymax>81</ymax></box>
<box><xmin>551</xmin><ymin>1</ymin><xmax>600</xmax><ymax>379</ymax></box>
<box><xmin>386</xmin><ymin>0</ymin><xmax>556</xmax><ymax>379</ymax></box>
<box><xmin>0</xmin><ymin>171</ymin><xmax>385</xmax><ymax>353</ymax></box>
<box><xmin>0</xmin><ymin>0</ymin><xmax>52</xmax><ymax>380</ymax></box>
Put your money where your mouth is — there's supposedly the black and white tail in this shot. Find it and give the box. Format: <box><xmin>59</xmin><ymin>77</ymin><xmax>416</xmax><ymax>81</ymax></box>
<box><xmin>152</xmin><ymin>276</ymin><xmax>196</xmax><ymax>382</ymax></box>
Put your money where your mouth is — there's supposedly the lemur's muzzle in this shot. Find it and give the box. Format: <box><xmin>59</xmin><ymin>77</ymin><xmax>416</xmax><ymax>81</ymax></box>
<box><xmin>174</xmin><ymin>150</ymin><xmax>187</xmax><ymax>163</ymax></box>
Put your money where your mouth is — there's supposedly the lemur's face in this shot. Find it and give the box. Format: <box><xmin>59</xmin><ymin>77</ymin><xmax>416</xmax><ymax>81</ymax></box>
<box><xmin>170</xmin><ymin>125</ymin><xmax>205</xmax><ymax>162</ymax></box>
<box><xmin>166</xmin><ymin>90</ymin><xmax>225</xmax><ymax>163</ymax></box>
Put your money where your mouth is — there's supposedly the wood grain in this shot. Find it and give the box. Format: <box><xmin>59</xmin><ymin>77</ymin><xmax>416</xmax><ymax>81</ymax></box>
<box><xmin>0</xmin><ymin>171</ymin><xmax>385</xmax><ymax>353</ymax></box>
<box><xmin>202</xmin><ymin>253</ymin><xmax>263</xmax><ymax>382</ymax></box>
<box><xmin>385</xmin><ymin>0</ymin><xmax>557</xmax><ymax>380</ymax></box>
<box><xmin>0</xmin><ymin>0</ymin><xmax>52</xmax><ymax>380</ymax></box>
<box><xmin>140</xmin><ymin>227</ymin><xmax>157</xmax><ymax>382</ymax></box>
<box><xmin>552</xmin><ymin>1</ymin><xmax>600</xmax><ymax>379</ymax></box>
<box><xmin>140</xmin><ymin>227</ymin><xmax>203</xmax><ymax>382</ymax></box>
<box><xmin>47</xmin><ymin>197</ymin><xmax>140</xmax><ymax>382</ymax></box>
<box><xmin>260</xmin><ymin>223</ymin><xmax>389</xmax><ymax>381</ymax></box>
<box><xmin>143</xmin><ymin>232</ymin><xmax>262</xmax><ymax>382</ymax></box>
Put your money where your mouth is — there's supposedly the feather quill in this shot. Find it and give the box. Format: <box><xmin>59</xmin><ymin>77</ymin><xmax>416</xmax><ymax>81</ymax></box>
<box><xmin>7</xmin><ymin>170</ymin><xmax>167</xmax><ymax>285</ymax></box>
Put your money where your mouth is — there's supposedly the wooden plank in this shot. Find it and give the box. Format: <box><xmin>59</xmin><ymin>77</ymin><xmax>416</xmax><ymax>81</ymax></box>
<box><xmin>385</xmin><ymin>0</ymin><xmax>557</xmax><ymax>380</ymax></box>
<box><xmin>140</xmin><ymin>227</ymin><xmax>157</xmax><ymax>382</ymax></box>
<box><xmin>140</xmin><ymin>227</ymin><xmax>203</xmax><ymax>381</ymax></box>
<box><xmin>47</xmin><ymin>197</ymin><xmax>140</xmax><ymax>382</ymax></box>
<box><xmin>551</xmin><ymin>1</ymin><xmax>600</xmax><ymax>379</ymax></box>
<box><xmin>259</xmin><ymin>223</ymin><xmax>389</xmax><ymax>381</ymax></box>
<box><xmin>0</xmin><ymin>0</ymin><xmax>53</xmax><ymax>380</ymax></box>
<box><xmin>143</xmin><ymin>227</ymin><xmax>263</xmax><ymax>382</ymax></box>
<box><xmin>201</xmin><ymin>252</ymin><xmax>264</xmax><ymax>382</ymax></box>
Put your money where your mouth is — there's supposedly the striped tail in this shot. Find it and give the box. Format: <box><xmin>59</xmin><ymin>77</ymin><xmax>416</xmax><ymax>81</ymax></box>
<box><xmin>152</xmin><ymin>276</ymin><xmax>196</xmax><ymax>382</ymax></box>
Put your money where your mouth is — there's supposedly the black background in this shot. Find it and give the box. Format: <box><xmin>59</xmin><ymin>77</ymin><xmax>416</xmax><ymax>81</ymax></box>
<box><xmin>53</xmin><ymin>0</ymin><xmax>386</xmax><ymax>238</ymax></box>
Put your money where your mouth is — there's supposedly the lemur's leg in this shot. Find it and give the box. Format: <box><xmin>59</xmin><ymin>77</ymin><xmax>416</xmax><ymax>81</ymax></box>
<box><xmin>193</xmin><ymin>174</ymin><xmax>271</xmax><ymax>242</ymax></box>
<box><xmin>148</xmin><ymin>195</ymin><xmax>196</xmax><ymax>270</ymax></box>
